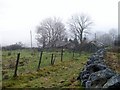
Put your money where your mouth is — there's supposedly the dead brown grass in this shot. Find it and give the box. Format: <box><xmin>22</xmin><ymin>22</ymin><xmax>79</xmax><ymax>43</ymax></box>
<box><xmin>105</xmin><ymin>51</ymin><xmax>120</xmax><ymax>74</ymax></box>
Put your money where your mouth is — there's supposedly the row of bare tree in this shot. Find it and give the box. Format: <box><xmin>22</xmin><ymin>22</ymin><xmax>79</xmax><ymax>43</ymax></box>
<box><xmin>36</xmin><ymin>14</ymin><xmax>93</xmax><ymax>48</ymax></box>
<box><xmin>96</xmin><ymin>29</ymin><xmax>118</xmax><ymax>46</ymax></box>
<box><xmin>36</xmin><ymin>14</ymin><xmax>118</xmax><ymax>49</ymax></box>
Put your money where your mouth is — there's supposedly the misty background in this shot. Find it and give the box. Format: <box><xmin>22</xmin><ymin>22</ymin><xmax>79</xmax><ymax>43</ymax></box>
<box><xmin>0</xmin><ymin>0</ymin><xmax>118</xmax><ymax>47</ymax></box>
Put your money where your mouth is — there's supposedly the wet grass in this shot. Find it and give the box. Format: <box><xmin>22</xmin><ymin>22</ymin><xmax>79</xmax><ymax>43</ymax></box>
<box><xmin>2</xmin><ymin>49</ymin><xmax>91</xmax><ymax>88</ymax></box>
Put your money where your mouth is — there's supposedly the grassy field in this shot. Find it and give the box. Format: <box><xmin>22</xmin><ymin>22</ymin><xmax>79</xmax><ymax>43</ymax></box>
<box><xmin>2</xmin><ymin>49</ymin><xmax>91</xmax><ymax>88</ymax></box>
<box><xmin>105</xmin><ymin>51</ymin><xmax>120</xmax><ymax>74</ymax></box>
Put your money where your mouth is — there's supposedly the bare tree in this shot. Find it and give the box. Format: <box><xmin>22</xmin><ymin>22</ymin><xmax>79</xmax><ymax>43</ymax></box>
<box><xmin>68</xmin><ymin>14</ymin><xmax>93</xmax><ymax>45</ymax></box>
<box><xmin>36</xmin><ymin>27</ymin><xmax>48</xmax><ymax>48</ymax></box>
<box><xmin>97</xmin><ymin>33</ymin><xmax>113</xmax><ymax>46</ymax></box>
<box><xmin>109</xmin><ymin>28</ymin><xmax>118</xmax><ymax>46</ymax></box>
<box><xmin>109</xmin><ymin>28</ymin><xmax>118</xmax><ymax>41</ymax></box>
<box><xmin>36</xmin><ymin>17</ymin><xmax>66</xmax><ymax>48</ymax></box>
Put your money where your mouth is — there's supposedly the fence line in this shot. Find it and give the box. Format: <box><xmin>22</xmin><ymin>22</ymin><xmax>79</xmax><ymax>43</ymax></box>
<box><xmin>3</xmin><ymin>49</ymin><xmax>84</xmax><ymax>78</ymax></box>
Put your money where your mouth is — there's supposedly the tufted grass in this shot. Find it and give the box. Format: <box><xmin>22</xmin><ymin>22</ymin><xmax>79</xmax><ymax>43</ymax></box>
<box><xmin>2</xmin><ymin>49</ymin><xmax>91</xmax><ymax>88</ymax></box>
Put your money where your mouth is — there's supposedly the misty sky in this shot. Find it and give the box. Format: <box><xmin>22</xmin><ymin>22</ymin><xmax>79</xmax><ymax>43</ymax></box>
<box><xmin>0</xmin><ymin>0</ymin><xmax>119</xmax><ymax>47</ymax></box>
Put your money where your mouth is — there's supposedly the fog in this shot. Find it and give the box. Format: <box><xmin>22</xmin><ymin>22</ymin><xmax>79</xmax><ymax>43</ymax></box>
<box><xmin>0</xmin><ymin>0</ymin><xmax>118</xmax><ymax>47</ymax></box>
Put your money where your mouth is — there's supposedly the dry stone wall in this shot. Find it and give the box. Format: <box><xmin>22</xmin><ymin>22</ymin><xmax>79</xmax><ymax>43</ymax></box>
<box><xmin>77</xmin><ymin>49</ymin><xmax>120</xmax><ymax>88</ymax></box>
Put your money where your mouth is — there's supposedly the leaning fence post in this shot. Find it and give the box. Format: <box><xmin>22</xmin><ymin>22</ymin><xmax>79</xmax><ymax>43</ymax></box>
<box><xmin>37</xmin><ymin>51</ymin><xmax>43</xmax><ymax>70</ymax></box>
<box><xmin>13</xmin><ymin>53</ymin><xmax>20</xmax><ymax>77</ymax></box>
<box><xmin>61</xmin><ymin>47</ymin><xmax>63</xmax><ymax>62</ymax></box>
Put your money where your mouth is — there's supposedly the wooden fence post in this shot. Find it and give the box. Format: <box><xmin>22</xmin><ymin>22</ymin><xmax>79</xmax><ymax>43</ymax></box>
<box><xmin>73</xmin><ymin>48</ymin><xmax>75</xmax><ymax>59</ymax></box>
<box><xmin>51</xmin><ymin>54</ymin><xmax>56</xmax><ymax>65</ymax></box>
<box><xmin>61</xmin><ymin>47</ymin><xmax>63</xmax><ymax>62</ymax></box>
<box><xmin>37</xmin><ymin>51</ymin><xmax>43</xmax><ymax>70</ymax></box>
<box><xmin>13</xmin><ymin>53</ymin><xmax>20</xmax><ymax>77</ymax></box>
<box><xmin>51</xmin><ymin>54</ymin><xmax>54</xmax><ymax>65</ymax></box>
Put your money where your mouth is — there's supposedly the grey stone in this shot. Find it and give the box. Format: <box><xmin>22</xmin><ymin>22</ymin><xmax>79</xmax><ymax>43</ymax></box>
<box><xmin>88</xmin><ymin>68</ymin><xmax>116</xmax><ymax>82</ymax></box>
<box><xmin>83</xmin><ymin>74</ymin><xmax>90</xmax><ymax>79</ymax></box>
<box><xmin>86</xmin><ymin>80</ymin><xmax>91</xmax><ymax>88</ymax></box>
<box><xmin>78</xmin><ymin>70</ymin><xmax>90</xmax><ymax>80</ymax></box>
<box><xmin>87</xmin><ymin>68</ymin><xmax>116</xmax><ymax>88</ymax></box>
<box><xmin>87</xmin><ymin>59</ymin><xmax>105</xmax><ymax>65</ymax></box>
<box><xmin>93</xmin><ymin>60</ymin><xmax>105</xmax><ymax>64</ymax></box>
<box><xmin>77</xmin><ymin>48</ymin><xmax>120</xmax><ymax>89</ymax></box>
<box><xmin>85</xmin><ymin>64</ymin><xmax>107</xmax><ymax>73</ymax></box>
<box><xmin>81</xmin><ymin>79</ymin><xmax>88</xmax><ymax>87</ymax></box>
<box><xmin>103</xmin><ymin>74</ymin><xmax>120</xmax><ymax>88</ymax></box>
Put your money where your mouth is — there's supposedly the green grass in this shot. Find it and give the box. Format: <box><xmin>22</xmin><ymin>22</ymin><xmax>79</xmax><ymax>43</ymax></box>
<box><xmin>2</xmin><ymin>49</ymin><xmax>91</xmax><ymax>88</ymax></box>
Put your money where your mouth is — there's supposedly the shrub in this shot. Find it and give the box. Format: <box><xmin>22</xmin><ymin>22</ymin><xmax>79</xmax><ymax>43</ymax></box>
<box><xmin>8</xmin><ymin>52</ymin><xmax>11</xmax><ymax>56</ymax></box>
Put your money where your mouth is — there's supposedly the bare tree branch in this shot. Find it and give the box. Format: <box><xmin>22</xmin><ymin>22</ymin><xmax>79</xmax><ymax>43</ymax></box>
<box><xmin>36</xmin><ymin>17</ymin><xmax>66</xmax><ymax>48</ymax></box>
<box><xmin>68</xmin><ymin>14</ymin><xmax>93</xmax><ymax>44</ymax></box>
